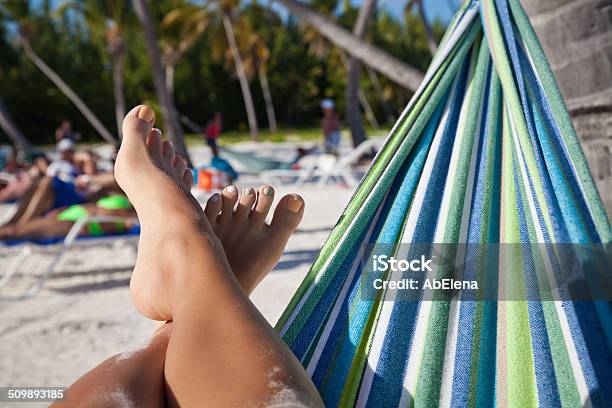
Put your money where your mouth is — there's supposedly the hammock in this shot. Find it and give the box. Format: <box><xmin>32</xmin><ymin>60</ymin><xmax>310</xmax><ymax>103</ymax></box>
<box><xmin>276</xmin><ymin>0</ymin><xmax>612</xmax><ymax>406</ymax></box>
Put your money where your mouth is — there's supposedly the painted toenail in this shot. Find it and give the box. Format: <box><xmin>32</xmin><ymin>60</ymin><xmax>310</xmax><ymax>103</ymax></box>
<box><xmin>210</xmin><ymin>193</ymin><xmax>220</xmax><ymax>202</ymax></box>
<box><xmin>263</xmin><ymin>186</ymin><xmax>274</xmax><ymax>196</ymax></box>
<box><xmin>243</xmin><ymin>188</ymin><xmax>254</xmax><ymax>196</ymax></box>
<box><xmin>225</xmin><ymin>185</ymin><xmax>237</xmax><ymax>194</ymax></box>
<box><xmin>286</xmin><ymin>195</ymin><xmax>303</xmax><ymax>213</ymax></box>
<box><xmin>138</xmin><ymin>106</ymin><xmax>155</xmax><ymax>123</ymax></box>
<box><xmin>153</xmin><ymin>128</ymin><xmax>162</xmax><ymax>137</ymax></box>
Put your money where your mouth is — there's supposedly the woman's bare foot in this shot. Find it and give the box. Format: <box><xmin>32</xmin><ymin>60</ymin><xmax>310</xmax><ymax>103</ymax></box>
<box><xmin>116</xmin><ymin>105</ymin><xmax>213</xmax><ymax>321</ymax></box>
<box><xmin>203</xmin><ymin>186</ymin><xmax>304</xmax><ymax>294</ymax></box>
<box><xmin>117</xmin><ymin>105</ymin><xmax>304</xmax><ymax>319</ymax></box>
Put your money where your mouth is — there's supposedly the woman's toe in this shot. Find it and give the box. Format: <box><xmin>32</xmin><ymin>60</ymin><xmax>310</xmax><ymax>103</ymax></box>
<box><xmin>219</xmin><ymin>185</ymin><xmax>238</xmax><ymax>223</ymax></box>
<box><xmin>161</xmin><ymin>140</ymin><xmax>175</xmax><ymax>162</ymax></box>
<box><xmin>146</xmin><ymin>128</ymin><xmax>163</xmax><ymax>158</ymax></box>
<box><xmin>121</xmin><ymin>105</ymin><xmax>155</xmax><ymax>151</ymax></box>
<box><xmin>182</xmin><ymin>169</ymin><xmax>194</xmax><ymax>189</ymax></box>
<box><xmin>204</xmin><ymin>192</ymin><xmax>222</xmax><ymax>223</ymax></box>
<box><xmin>269</xmin><ymin>194</ymin><xmax>304</xmax><ymax>238</ymax></box>
<box><xmin>251</xmin><ymin>185</ymin><xmax>274</xmax><ymax>224</ymax></box>
<box><xmin>173</xmin><ymin>156</ymin><xmax>186</xmax><ymax>180</ymax></box>
<box><xmin>235</xmin><ymin>187</ymin><xmax>256</xmax><ymax>220</ymax></box>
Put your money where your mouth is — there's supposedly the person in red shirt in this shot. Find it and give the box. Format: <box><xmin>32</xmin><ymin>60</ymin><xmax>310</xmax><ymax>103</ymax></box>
<box><xmin>205</xmin><ymin>112</ymin><xmax>222</xmax><ymax>157</ymax></box>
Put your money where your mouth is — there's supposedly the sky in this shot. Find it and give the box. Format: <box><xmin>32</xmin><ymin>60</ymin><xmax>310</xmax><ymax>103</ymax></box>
<box><xmin>378</xmin><ymin>0</ymin><xmax>457</xmax><ymax>24</ymax></box>
<box><xmin>31</xmin><ymin>0</ymin><xmax>460</xmax><ymax>26</ymax></box>
<box><xmin>264</xmin><ymin>0</ymin><xmax>459</xmax><ymax>25</ymax></box>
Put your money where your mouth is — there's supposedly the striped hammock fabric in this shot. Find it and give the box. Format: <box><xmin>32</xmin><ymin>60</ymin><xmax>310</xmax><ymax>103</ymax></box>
<box><xmin>275</xmin><ymin>0</ymin><xmax>612</xmax><ymax>406</ymax></box>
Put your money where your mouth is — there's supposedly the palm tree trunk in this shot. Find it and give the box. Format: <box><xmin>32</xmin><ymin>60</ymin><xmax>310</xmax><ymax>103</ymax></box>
<box><xmin>0</xmin><ymin>97</ymin><xmax>32</xmax><ymax>153</ymax></box>
<box><xmin>522</xmin><ymin>0</ymin><xmax>612</xmax><ymax>216</ymax></box>
<box><xmin>417</xmin><ymin>0</ymin><xmax>438</xmax><ymax>55</ymax></box>
<box><xmin>165</xmin><ymin>64</ymin><xmax>175</xmax><ymax>99</ymax></box>
<box><xmin>339</xmin><ymin>50</ymin><xmax>378</xmax><ymax>130</ymax></box>
<box><xmin>132</xmin><ymin>0</ymin><xmax>192</xmax><ymax>165</ymax></box>
<box><xmin>258</xmin><ymin>67</ymin><xmax>277</xmax><ymax>133</ymax></box>
<box><xmin>19</xmin><ymin>37</ymin><xmax>116</xmax><ymax>144</ymax></box>
<box><xmin>365</xmin><ymin>64</ymin><xmax>394</xmax><ymax>123</ymax></box>
<box><xmin>346</xmin><ymin>0</ymin><xmax>377</xmax><ymax>147</ymax></box>
<box><xmin>223</xmin><ymin>14</ymin><xmax>259</xmax><ymax>140</ymax></box>
<box><xmin>274</xmin><ymin>0</ymin><xmax>424</xmax><ymax>91</ymax></box>
<box><xmin>112</xmin><ymin>53</ymin><xmax>127</xmax><ymax>139</ymax></box>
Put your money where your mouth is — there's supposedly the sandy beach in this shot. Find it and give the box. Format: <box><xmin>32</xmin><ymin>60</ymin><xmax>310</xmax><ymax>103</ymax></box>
<box><xmin>0</xmin><ymin>142</ymin><xmax>356</xmax><ymax>399</ymax></box>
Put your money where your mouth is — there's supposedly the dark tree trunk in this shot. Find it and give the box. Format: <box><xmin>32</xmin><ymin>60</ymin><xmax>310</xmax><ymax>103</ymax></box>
<box><xmin>522</xmin><ymin>0</ymin><xmax>612</xmax><ymax>217</ymax></box>
<box><xmin>274</xmin><ymin>0</ymin><xmax>424</xmax><ymax>91</ymax></box>
<box><xmin>346</xmin><ymin>0</ymin><xmax>377</xmax><ymax>148</ymax></box>
<box><xmin>112</xmin><ymin>53</ymin><xmax>127</xmax><ymax>140</ymax></box>
<box><xmin>19</xmin><ymin>37</ymin><xmax>116</xmax><ymax>144</ymax></box>
<box><xmin>0</xmin><ymin>97</ymin><xmax>32</xmax><ymax>153</ymax></box>
<box><xmin>132</xmin><ymin>0</ymin><xmax>192</xmax><ymax>165</ymax></box>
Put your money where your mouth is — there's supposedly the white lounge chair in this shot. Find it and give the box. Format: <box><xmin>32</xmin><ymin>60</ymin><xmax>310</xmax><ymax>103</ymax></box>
<box><xmin>260</xmin><ymin>139</ymin><xmax>379</xmax><ymax>187</ymax></box>
<box><xmin>0</xmin><ymin>215</ymin><xmax>139</xmax><ymax>300</ymax></box>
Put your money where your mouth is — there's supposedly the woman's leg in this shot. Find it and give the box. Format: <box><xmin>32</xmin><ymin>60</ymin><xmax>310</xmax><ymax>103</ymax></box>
<box><xmin>3</xmin><ymin>176</ymin><xmax>42</xmax><ymax>224</ymax></box>
<box><xmin>0</xmin><ymin>174</ymin><xmax>33</xmax><ymax>203</ymax></box>
<box><xmin>0</xmin><ymin>205</ymin><xmax>135</xmax><ymax>240</ymax></box>
<box><xmin>52</xmin><ymin>323</ymin><xmax>171</xmax><ymax>408</ymax></box>
<box><xmin>0</xmin><ymin>216</ymin><xmax>73</xmax><ymax>240</ymax></box>
<box><xmin>6</xmin><ymin>176</ymin><xmax>55</xmax><ymax>226</ymax></box>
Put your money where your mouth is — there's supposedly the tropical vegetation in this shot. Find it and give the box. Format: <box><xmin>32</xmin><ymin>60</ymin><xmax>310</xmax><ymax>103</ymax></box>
<box><xmin>0</xmin><ymin>0</ymin><xmax>446</xmax><ymax>152</ymax></box>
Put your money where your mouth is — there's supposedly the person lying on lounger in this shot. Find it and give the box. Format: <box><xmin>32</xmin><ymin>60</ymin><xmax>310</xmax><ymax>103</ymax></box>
<box><xmin>0</xmin><ymin>194</ymin><xmax>135</xmax><ymax>241</ymax></box>
<box><xmin>52</xmin><ymin>105</ymin><xmax>324</xmax><ymax>407</ymax></box>
<box><xmin>2</xmin><ymin>142</ymin><xmax>123</xmax><ymax>230</ymax></box>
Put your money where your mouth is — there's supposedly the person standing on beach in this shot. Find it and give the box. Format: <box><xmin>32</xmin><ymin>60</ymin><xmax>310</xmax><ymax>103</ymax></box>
<box><xmin>205</xmin><ymin>112</ymin><xmax>222</xmax><ymax>157</ymax></box>
<box><xmin>321</xmin><ymin>99</ymin><xmax>341</xmax><ymax>155</ymax></box>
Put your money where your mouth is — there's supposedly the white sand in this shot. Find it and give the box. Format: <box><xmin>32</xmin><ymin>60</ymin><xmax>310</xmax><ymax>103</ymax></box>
<box><xmin>0</xmin><ymin>178</ymin><xmax>353</xmax><ymax>395</ymax></box>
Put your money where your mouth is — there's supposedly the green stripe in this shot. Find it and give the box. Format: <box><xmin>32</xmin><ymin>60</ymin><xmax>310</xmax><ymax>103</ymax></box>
<box><xmin>502</xmin><ymin>107</ymin><xmax>538</xmax><ymax>407</ymax></box>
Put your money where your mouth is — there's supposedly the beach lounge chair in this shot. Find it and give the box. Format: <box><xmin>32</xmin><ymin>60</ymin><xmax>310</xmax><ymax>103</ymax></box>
<box><xmin>261</xmin><ymin>139</ymin><xmax>379</xmax><ymax>187</ymax></box>
<box><xmin>276</xmin><ymin>0</ymin><xmax>612</xmax><ymax>406</ymax></box>
<box><xmin>0</xmin><ymin>214</ymin><xmax>139</xmax><ymax>300</ymax></box>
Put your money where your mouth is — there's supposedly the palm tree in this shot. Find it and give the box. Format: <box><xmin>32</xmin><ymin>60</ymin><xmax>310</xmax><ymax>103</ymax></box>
<box><xmin>218</xmin><ymin>0</ymin><xmax>258</xmax><ymax>140</ymax></box>
<box><xmin>346</xmin><ymin>0</ymin><xmax>377</xmax><ymax>147</ymax></box>
<box><xmin>159</xmin><ymin>2</ymin><xmax>209</xmax><ymax>98</ymax></box>
<box><xmin>274</xmin><ymin>0</ymin><xmax>424</xmax><ymax>92</ymax></box>
<box><xmin>523</xmin><ymin>0</ymin><xmax>612</xmax><ymax>216</ymax></box>
<box><xmin>131</xmin><ymin>0</ymin><xmax>191</xmax><ymax>164</ymax></box>
<box><xmin>1</xmin><ymin>0</ymin><xmax>116</xmax><ymax>144</ymax></box>
<box><xmin>0</xmin><ymin>96</ymin><xmax>32</xmax><ymax>152</ymax></box>
<box><xmin>225</xmin><ymin>20</ymin><xmax>277</xmax><ymax>133</ymax></box>
<box><xmin>58</xmin><ymin>0</ymin><xmax>134</xmax><ymax>139</ymax></box>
